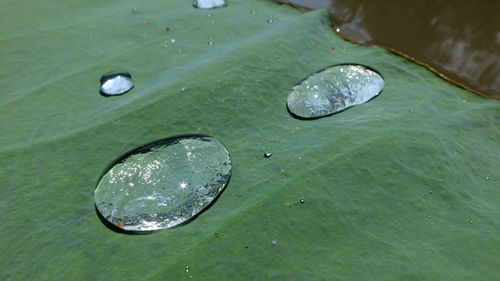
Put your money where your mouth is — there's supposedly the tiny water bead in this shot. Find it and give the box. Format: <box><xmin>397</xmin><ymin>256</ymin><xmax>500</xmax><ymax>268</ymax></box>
<box><xmin>185</xmin><ymin>266</ymin><xmax>190</xmax><ymax>273</ymax></box>
<box><xmin>267</xmin><ymin>16</ymin><xmax>274</xmax><ymax>24</ymax></box>
<box><xmin>264</xmin><ymin>152</ymin><xmax>273</xmax><ymax>158</ymax></box>
<box><xmin>99</xmin><ymin>72</ymin><xmax>134</xmax><ymax>96</ymax></box>
<box><xmin>300</xmin><ymin>198</ymin><xmax>304</xmax><ymax>204</ymax></box>
<box><xmin>286</xmin><ymin>64</ymin><xmax>385</xmax><ymax>119</ymax></box>
<box><xmin>193</xmin><ymin>0</ymin><xmax>227</xmax><ymax>9</ymax></box>
<box><xmin>94</xmin><ymin>135</ymin><xmax>232</xmax><ymax>232</ymax></box>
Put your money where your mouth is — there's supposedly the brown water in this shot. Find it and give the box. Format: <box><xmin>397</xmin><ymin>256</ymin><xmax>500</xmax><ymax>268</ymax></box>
<box><xmin>274</xmin><ymin>0</ymin><xmax>500</xmax><ymax>99</ymax></box>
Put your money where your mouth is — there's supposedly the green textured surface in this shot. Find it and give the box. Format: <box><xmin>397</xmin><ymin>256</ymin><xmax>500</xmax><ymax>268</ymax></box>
<box><xmin>1</xmin><ymin>0</ymin><xmax>499</xmax><ymax>280</ymax></box>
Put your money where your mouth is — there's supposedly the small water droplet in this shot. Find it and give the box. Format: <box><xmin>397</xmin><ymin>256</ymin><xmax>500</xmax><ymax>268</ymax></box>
<box><xmin>300</xmin><ymin>198</ymin><xmax>304</xmax><ymax>204</ymax></box>
<box><xmin>409</xmin><ymin>107</ymin><xmax>415</xmax><ymax>113</ymax></box>
<box><xmin>193</xmin><ymin>0</ymin><xmax>227</xmax><ymax>9</ymax></box>
<box><xmin>336</xmin><ymin>28</ymin><xmax>340</xmax><ymax>32</ymax></box>
<box><xmin>264</xmin><ymin>152</ymin><xmax>273</xmax><ymax>158</ymax></box>
<box><xmin>65</xmin><ymin>156</ymin><xmax>69</xmax><ymax>161</ymax></box>
<box><xmin>428</xmin><ymin>190</ymin><xmax>433</xmax><ymax>194</ymax></box>
<box><xmin>185</xmin><ymin>266</ymin><xmax>190</xmax><ymax>273</ymax></box>
<box><xmin>250</xmin><ymin>9</ymin><xmax>256</xmax><ymax>15</ymax></box>
<box><xmin>181</xmin><ymin>87</ymin><xmax>186</xmax><ymax>91</ymax></box>
<box><xmin>99</xmin><ymin>72</ymin><xmax>134</xmax><ymax>96</ymax></box>
<box><xmin>211</xmin><ymin>20</ymin><xmax>215</xmax><ymax>24</ymax></box>
<box><xmin>95</xmin><ymin>136</ymin><xmax>232</xmax><ymax>231</ymax></box>
<box><xmin>178</xmin><ymin>49</ymin><xmax>182</xmax><ymax>54</ymax></box>
<box><xmin>245</xmin><ymin>245</ymin><xmax>249</xmax><ymax>250</ymax></box>
<box><xmin>427</xmin><ymin>215</ymin><xmax>432</xmax><ymax>219</ymax></box>
<box><xmin>208</xmin><ymin>39</ymin><xmax>214</xmax><ymax>46</ymax></box>
<box><xmin>271</xmin><ymin>240</ymin><xmax>277</xmax><ymax>247</ymax></box>
<box><xmin>170</xmin><ymin>38</ymin><xmax>176</xmax><ymax>44</ymax></box>
<box><xmin>469</xmin><ymin>220</ymin><xmax>473</xmax><ymax>224</ymax></box>
<box><xmin>485</xmin><ymin>176</ymin><xmax>490</xmax><ymax>180</ymax></box>
<box><xmin>267</xmin><ymin>16</ymin><xmax>274</xmax><ymax>24</ymax></box>
<box><xmin>287</xmin><ymin>64</ymin><xmax>384</xmax><ymax>119</ymax></box>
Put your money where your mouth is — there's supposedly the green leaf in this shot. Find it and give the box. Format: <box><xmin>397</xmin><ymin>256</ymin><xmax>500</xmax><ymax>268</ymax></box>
<box><xmin>1</xmin><ymin>0</ymin><xmax>499</xmax><ymax>280</ymax></box>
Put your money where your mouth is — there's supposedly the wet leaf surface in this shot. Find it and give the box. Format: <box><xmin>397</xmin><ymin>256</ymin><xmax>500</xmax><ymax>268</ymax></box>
<box><xmin>0</xmin><ymin>0</ymin><xmax>499</xmax><ymax>280</ymax></box>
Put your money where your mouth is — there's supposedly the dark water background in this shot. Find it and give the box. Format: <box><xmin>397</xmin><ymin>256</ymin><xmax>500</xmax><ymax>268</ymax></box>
<box><xmin>274</xmin><ymin>0</ymin><xmax>500</xmax><ymax>99</ymax></box>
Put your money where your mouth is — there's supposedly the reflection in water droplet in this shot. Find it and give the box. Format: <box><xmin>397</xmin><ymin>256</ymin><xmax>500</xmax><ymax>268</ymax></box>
<box><xmin>245</xmin><ymin>245</ymin><xmax>249</xmax><ymax>250</ymax></box>
<box><xmin>100</xmin><ymin>72</ymin><xmax>134</xmax><ymax>96</ymax></box>
<box><xmin>267</xmin><ymin>16</ymin><xmax>274</xmax><ymax>24</ymax></box>
<box><xmin>208</xmin><ymin>39</ymin><xmax>214</xmax><ymax>46</ymax></box>
<box><xmin>485</xmin><ymin>176</ymin><xmax>490</xmax><ymax>180</ymax></box>
<box><xmin>271</xmin><ymin>240</ymin><xmax>277</xmax><ymax>247</ymax></box>
<box><xmin>336</xmin><ymin>28</ymin><xmax>340</xmax><ymax>32</ymax></box>
<box><xmin>211</xmin><ymin>20</ymin><xmax>215</xmax><ymax>24</ymax></box>
<box><xmin>264</xmin><ymin>152</ymin><xmax>273</xmax><ymax>158</ymax></box>
<box><xmin>95</xmin><ymin>136</ymin><xmax>232</xmax><ymax>232</ymax></box>
<box><xmin>428</xmin><ymin>190</ymin><xmax>433</xmax><ymax>194</ymax></box>
<box><xmin>185</xmin><ymin>266</ymin><xmax>190</xmax><ymax>273</ymax></box>
<box><xmin>193</xmin><ymin>0</ymin><xmax>227</xmax><ymax>9</ymax></box>
<box><xmin>300</xmin><ymin>198</ymin><xmax>304</xmax><ymax>204</ymax></box>
<box><xmin>427</xmin><ymin>215</ymin><xmax>432</xmax><ymax>219</ymax></box>
<box><xmin>287</xmin><ymin>64</ymin><xmax>384</xmax><ymax>119</ymax></box>
<box><xmin>171</xmin><ymin>38</ymin><xmax>176</xmax><ymax>44</ymax></box>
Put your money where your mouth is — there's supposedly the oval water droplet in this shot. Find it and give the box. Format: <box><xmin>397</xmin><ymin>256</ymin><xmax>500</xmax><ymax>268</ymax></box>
<box><xmin>267</xmin><ymin>16</ymin><xmax>274</xmax><ymax>24</ymax></box>
<box><xmin>99</xmin><ymin>72</ymin><xmax>134</xmax><ymax>96</ymax></box>
<box><xmin>286</xmin><ymin>64</ymin><xmax>384</xmax><ymax>119</ymax></box>
<box><xmin>264</xmin><ymin>152</ymin><xmax>273</xmax><ymax>158</ymax></box>
<box><xmin>95</xmin><ymin>135</ymin><xmax>232</xmax><ymax>232</ymax></box>
<box><xmin>193</xmin><ymin>0</ymin><xmax>227</xmax><ymax>9</ymax></box>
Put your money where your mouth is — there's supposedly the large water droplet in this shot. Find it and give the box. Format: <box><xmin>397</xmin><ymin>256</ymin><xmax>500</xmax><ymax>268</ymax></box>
<box><xmin>95</xmin><ymin>135</ymin><xmax>232</xmax><ymax>232</ymax></box>
<box><xmin>193</xmin><ymin>0</ymin><xmax>227</xmax><ymax>9</ymax></box>
<box><xmin>286</xmin><ymin>64</ymin><xmax>384</xmax><ymax>119</ymax></box>
<box><xmin>100</xmin><ymin>72</ymin><xmax>134</xmax><ymax>97</ymax></box>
